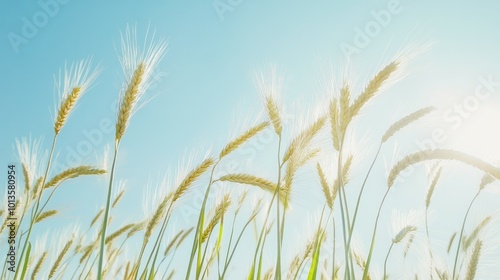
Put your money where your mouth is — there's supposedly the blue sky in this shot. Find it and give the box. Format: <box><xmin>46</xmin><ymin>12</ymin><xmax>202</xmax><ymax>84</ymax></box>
<box><xmin>2</xmin><ymin>0</ymin><xmax>500</xmax><ymax>278</ymax></box>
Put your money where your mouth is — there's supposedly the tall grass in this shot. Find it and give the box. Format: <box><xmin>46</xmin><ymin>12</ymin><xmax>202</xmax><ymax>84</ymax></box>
<box><xmin>2</xmin><ymin>28</ymin><xmax>500</xmax><ymax>280</ymax></box>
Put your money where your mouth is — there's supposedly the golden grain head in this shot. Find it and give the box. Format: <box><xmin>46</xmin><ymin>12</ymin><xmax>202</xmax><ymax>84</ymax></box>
<box><xmin>329</xmin><ymin>98</ymin><xmax>340</xmax><ymax>151</ymax></box>
<box><xmin>388</xmin><ymin>149</ymin><xmax>500</xmax><ymax>188</ymax></box>
<box><xmin>53</xmin><ymin>59</ymin><xmax>100</xmax><ymax>135</ymax></box>
<box><xmin>173</xmin><ymin>157</ymin><xmax>215</xmax><ymax>202</ymax></box>
<box><xmin>255</xmin><ymin>66</ymin><xmax>283</xmax><ymax>136</ymax></box>
<box><xmin>381</xmin><ymin>106</ymin><xmax>435</xmax><ymax>143</ymax></box>
<box><xmin>115</xmin><ymin>25</ymin><xmax>168</xmax><ymax>142</ymax></box>
<box><xmin>219</xmin><ymin>121</ymin><xmax>269</xmax><ymax>159</ymax></box>
<box><xmin>349</xmin><ymin>61</ymin><xmax>399</xmax><ymax>120</ymax></box>
<box><xmin>44</xmin><ymin>165</ymin><xmax>106</xmax><ymax>189</ymax></box>
<box><xmin>465</xmin><ymin>240</ymin><xmax>482</xmax><ymax>280</ymax></box>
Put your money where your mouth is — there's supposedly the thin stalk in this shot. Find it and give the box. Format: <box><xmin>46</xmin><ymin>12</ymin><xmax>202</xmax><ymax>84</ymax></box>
<box><xmin>275</xmin><ymin>136</ymin><xmax>283</xmax><ymax>280</ymax></box>
<box><xmin>451</xmin><ymin>190</ymin><xmax>481</xmax><ymax>279</ymax></box>
<box><xmin>185</xmin><ymin>161</ymin><xmax>220</xmax><ymax>280</ymax></box>
<box><xmin>425</xmin><ymin>206</ymin><xmax>435</xmax><ymax>280</ymax></box>
<box><xmin>383</xmin><ymin>242</ymin><xmax>394</xmax><ymax>279</ymax></box>
<box><xmin>345</xmin><ymin>142</ymin><xmax>382</xmax><ymax>279</ymax></box>
<box><xmin>220</xmin><ymin>212</ymin><xmax>258</xmax><ymax>279</ymax></box>
<box><xmin>336</xmin><ymin>140</ymin><xmax>351</xmax><ymax>280</ymax></box>
<box><xmin>97</xmin><ymin>141</ymin><xmax>120</xmax><ymax>280</ymax></box>
<box><xmin>363</xmin><ymin>188</ymin><xmax>390</xmax><ymax>280</ymax></box>
<box><xmin>14</xmin><ymin>134</ymin><xmax>57</xmax><ymax>280</ymax></box>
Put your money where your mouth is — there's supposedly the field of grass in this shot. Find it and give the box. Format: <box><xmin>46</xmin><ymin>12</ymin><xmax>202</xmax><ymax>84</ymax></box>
<box><xmin>2</xmin><ymin>26</ymin><xmax>500</xmax><ymax>280</ymax></box>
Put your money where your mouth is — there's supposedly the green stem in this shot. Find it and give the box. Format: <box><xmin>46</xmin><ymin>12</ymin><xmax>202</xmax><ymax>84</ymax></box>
<box><xmin>185</xmin><ymin>161</ymin><xmax>220</xmax><ymax>280</ymax></box>
<box><xmin>275</xmin><ymin>135</ymin><xmax>283</xmax><ymax>280</ymax></box>
<box><xmin>14</xmin><ymin>134</ymin><xmax>57</xmax><ymax>280</ymax></box>
<box><xmin>451</xmin><ymin>190</ymin><xmax>480</xmax><ymax>279</ymax></box>
<box><xmin>345</xmin><ymin>142</ymin><xmax>382</xmax><ymax>279</ymax></box>
<box><xmin>363</xmin><ymin>188</ymin><xmax>390</xmax><ymax>280</ymax></box>
<box><xmin>97</xmin><ymin>140</ymin><xmax>120</xmax><ymax>280</ymax></box>
<box><xmin>383</xmin><ymin>242</ymin><xmax>394</xmax><ymax>279</ymax></box>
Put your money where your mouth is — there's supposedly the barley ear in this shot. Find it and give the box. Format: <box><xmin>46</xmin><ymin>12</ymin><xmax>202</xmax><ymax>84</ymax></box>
<box><xmin>329</xmin><ymin>98</ymin><xmax>340</xmax><ymax>151</ymax></box>
<box><xmin>447</xmin><ymin>232</ymin><xmax>457</xmax><ymax>254</ymax></box>
<box><xmin>349</xmin><ymin>61</ymin><xmax>399</xmax><ymax>120</ymax></box>
<box><xmin>49</xmin><ymin>239</ymin><xmax>73</xmax><ymax>278</ymax></box>
<box><xmin>35</xmin><ymin>210</ymin><xmax>58</xmax><ymax>224</ymax></box>
<box><xmin>32</xmin><ymin>251</ymin><xmax>48</xmax><ymax>280</ymax></box>
<box><xmin>465</xmin><ymin>240</ymin><xmax>482</xmax><ymax>280</ymax></box>
<box><xmin>266</xmin><ymin>96</ymin><xmax>282</xmax><ymax>136</ymax></box>
<box><xmin>388</xmin><ymin>149</ymin><xmax>500</xmax><ymax>188</ymax></box>
<box><xmin>392</xmin><ymin>226</ymin><xmax>417</xmax><ymax>244</ymax></box>
<box><xmin>220</xmin><ymin>121</ymin><xmax>269</xmax><ymax>159</ymax></box>
<box><xmin>464</xmin><ymin>216</ymin><xmax>491</xmax><ymax>251</ymax></box>
<box><xmin>115</xmin><ymin>63</ymin><xmax>145</xmax><ymax>142</ymax></box>
<box><xmin>112</xmin><ymin>190</ymin><xmax>126</xmax><ymax>208</ymax></box>
<box><xmin>106</xmin><ymin>223</ymin><xmax>135</xmax><ymax>245</ymax></box>
<box><xmin>218</xmin><ymin>174</ymin><xmax>287</xmax><ymax>205</ymax></box>
<box><xmin>44</xmin><ymin>166</ymin><xmax>106</xmax><ymax>189</ymax></box>
<box><xmin>317</xmin><ymin>163</ymin><xmax>333</xmax><ymax>209</ymax></box>
<box><xmin>282</xmin><ymin>115</ymin><xmax>326</xmax><ymax>164</ymax></box>
<box><xmin>426</xmin><ymin>166</ymin><xmax>443</xmax><ymax>208</ymax></box>
<box><xmin>479</xmin><ymin>173</ymin><xmax>495</xmax><ymax>190</ymax></box>
<box><xmin>382</xmin><ymin>106</ymin><xmax>435</xmax><ymax>143</ymax></box>
<box><xmin>339</xmin><ymin>83</ymin><xmax>351</xmax><ymax>134</ymax></box>
<box><xmin>145</xmin><ymin>198</ymin><xmax>169</xmax><ymax>241</ymax></box>
<box><xmin>201</xmin><ymin>194</ymin><xmax>231</xmax><ymax>242</ymax></box>
<box><xmin>54</xmin><ymin>87</ymin><xmax>81</xmax><ymax>134</ymax></box>
<box><xmin>173</xmin><ymin>157</ymin><xmax>215</xmax><ymax>202</ymax></box>
<box><xmin>22</xmin><ymin>163</ymin><xmax>30</xmax><ymax>193</ymax></box>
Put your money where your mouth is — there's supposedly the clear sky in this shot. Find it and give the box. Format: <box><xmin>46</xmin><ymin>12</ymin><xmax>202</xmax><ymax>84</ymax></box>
<box><xmin>2</xmin><ymin>0</ymin><xmax>500</xmax><ymax>279</ymax></box>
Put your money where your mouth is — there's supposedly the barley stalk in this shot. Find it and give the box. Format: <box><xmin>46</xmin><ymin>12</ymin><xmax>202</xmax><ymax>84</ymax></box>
<box><xmin>106</xmin><ymin>224</ymin><xmax>135</xmax><ymax>245</ymax></box>
<box><xmin>317</xmin><ymin>163</ymin><xmax>333</xmax><ymax>209</ymax></box>
<box><xmin>35</xmin><ymin>210</ymin><xmax>58</xmax><ymax>223</ymax></box>
<box><xmin>266</xmin><ymin>96</ymin><xmax>282</xmax><ymax>136</ymax></box>
<box><xmin>44</xmin><ymin>166</ymin><xmax>106</xmax><ymax>189</ymax></box>
<box><xmin>49</xmin><ymin>239</ymin><xmax>73</xmax><ymax>278</ymax></box>
<box><xmin>464</xmin><ymin>216</ymin><xmax>491</xmax><ymax>251</ymax></box>
<box><xmin>164</xmin><ymin>229</ymin><xmax>184</xmax><ymax>256</ymax></box>
<box><xmin>220</xmin><ymin>121</ymin><xmax>269</xmax><ymax>159</ymax></box>
<box><xmin>145</xmin><ymin>198</ymin><xmax>169</xmax><ymax>241</ymax></box>
<box><xmin>112</xmin><ymin>190</ymin><xmax>126</xmax><ymax>208</ymax></box>
<box><xmin>283</xmin><ymin>116</ymin><xmax>326</xmax><ymax>164</ymax></box>
<box><xmin>349</xmin><ymin>61</ymin><xmax>399</xmax><ymax>121</ymax></box>
<box><xmin>339</xmin><ymin>84</ymin><xmax>351</xmax><ymax>134</ymax></box>
<box><xmin>465</xmin><ymin>240</ymin><xmax>482</xmax><ymax>280</ymax></box>
<box><xmin>426</xmin><ymin>166</ymin><xmax>442</xmax><ymax>208</ymax></box>
<box><xmin>479</xmin><ymin>173</ymin><xmax>495</xmax><ymax>190</ymax></box>
<box><xmin>201</xmin><ymin>195</ymin><xmax>231</xmax><ymax>243</ymax></box>
<box><xmin>115</xmin><ymin>63</ymin><xmax>145</xmax><ymax>141</ymax></box>
<box><xmin>329</xmin><ymin>98</ymin><xmax>340</xmax><ymax>151</ymax></box>
<box><xmin>54</xmin><ymin>87</ymin><xmax>81</xmax><ymax>134</ymax></box>
<box><xmin>22</xmin><ymin>163</ymin><xmax>30</xmax><ymax>193</ymax></box>
<box><xmin>218</xmin><ymin>174</ymin><xmax>287</xmax><ymax>204</ymax></box>
<box><xmin>173</xmin><ymin>157</ymin><xmax>215</xmax><ymax>202</ymax></box>
<box><xmin>393</xmin><ymin>226</ymin><xmax>417</xmax><ymax>244</ymax></box>
<box><xmin>381</xmin><ymin>106</ymin><xmax>435</xmax><ymax>143</ymax></box>
<box><xmin>447</xmin><ymin>232</ymin><xmax>458</xmax><ymax>254</ymax></box>
<box><xmin>32</xmin><ymin>251</ymin><xmax>48</xmax><ymax>280</ymax></box>
<box><xmin>90</xmin><ymin>208</ymin><xmax>105</xmax><ymax>228</ymax></box>
<box><xmin>388</xmin><ymin>149</ymin><xmax>500</xmax><ymax>187</ymax></box>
